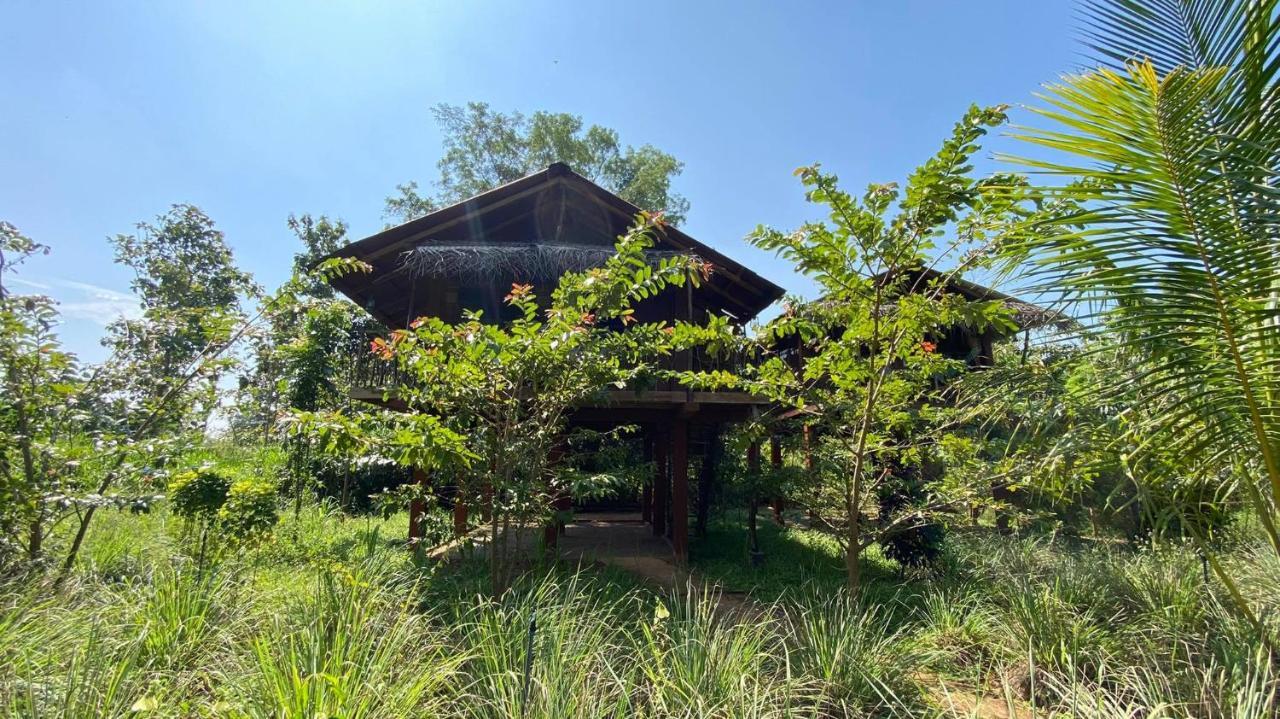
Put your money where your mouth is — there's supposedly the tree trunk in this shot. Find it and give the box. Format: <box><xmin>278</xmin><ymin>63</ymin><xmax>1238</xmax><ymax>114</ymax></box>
<box><xmin>27</xmin><ymin>518</ymin><xmax>42</xmax><ymax>560</ymax></box>
<box><xmin>845</xmin><ymin>539</ymin><xmax>862</xmax><ymax>595</ymax></box>
<box><xmin>747</xmin><ymin>498</ymin><xmax>760</xmax><ymax>554</ymax></box>
<box><xmin>847</xmin><ymin>477</ymin><xmax>862</xmax><ymax>594</ymax></box>
<box><xmin>16</xmin><ymin>393</ymin><xmax>39</xmax><ymax>560</ymax></box>
<box><xmin>489</xmin><ymin>512</ymin><xmax>501</xmax><ymax>593</ymax></box>
<box><xmin>339</xmin><ymin>466</ymin><xmax>352</xmax><ymax>514</ymax></box>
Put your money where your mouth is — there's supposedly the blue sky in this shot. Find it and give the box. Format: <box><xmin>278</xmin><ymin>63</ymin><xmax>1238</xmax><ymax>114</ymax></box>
<box><xmin>1</xmin><ymin>1</ymin><xmax>1078</xmax><ymax>361</ymax></box>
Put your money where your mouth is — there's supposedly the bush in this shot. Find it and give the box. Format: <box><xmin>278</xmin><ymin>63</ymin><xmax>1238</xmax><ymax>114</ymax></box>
<box><xmin>167</xmin><ymin>465</ymin><xmax>280</xmax><ymax>555</ymax></box>
<box><xmin>168</xmin><ymin>467</ymin><xmax>232</xmax><ymax>522</ymax></box>
<box><xmin>219</xmin><ymin>478</ymin><xmax>279</xmax><ymax>545</ymax></box>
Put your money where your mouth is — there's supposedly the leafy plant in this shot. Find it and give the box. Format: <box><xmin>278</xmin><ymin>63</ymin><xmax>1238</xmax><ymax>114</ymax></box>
<box><xmin>679</xmin><ymin>105</ymin><xmax>1071</xmax><ymax>592</ymax></box>
<box><xmin>1006</xmin><ymin>0</ymin><xmax>1280</xmax><ymax>635</ymax></box>
<box><xmin>168</xmin><ymin>466</ymin><xmax>279</xmax><ymax>570</ymax></box>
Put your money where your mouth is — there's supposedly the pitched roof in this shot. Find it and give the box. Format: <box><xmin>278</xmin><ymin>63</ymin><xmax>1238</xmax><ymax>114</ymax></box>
<box><xmin>322</xmin><ymin>163</ymin><xmax>784</xmax><ymax>329</ymax></box>
<box><xmin>875</xmin><ymin>266</ymin><xmax>1070</xmax><ymax>332</ymax></box>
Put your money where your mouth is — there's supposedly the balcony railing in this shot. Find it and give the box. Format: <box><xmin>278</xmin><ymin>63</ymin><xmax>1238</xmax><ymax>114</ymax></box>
<box><xmin>339</xmin><ymin>333</ymin><xmax>752</xmax><ymax>397</ymax></box>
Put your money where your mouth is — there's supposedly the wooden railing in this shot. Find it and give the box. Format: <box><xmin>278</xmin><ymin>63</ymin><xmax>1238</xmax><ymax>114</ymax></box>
<box><xmin>340</xmin><ymin>333</ymin><xmax>751</xmax><ymax>396</ymax></box>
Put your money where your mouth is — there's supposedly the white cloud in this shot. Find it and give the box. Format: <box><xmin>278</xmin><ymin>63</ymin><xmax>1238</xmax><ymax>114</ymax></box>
<box><xmin>13</xmin><ymin>276</ymin><xmax>142</xmax><ymax>326</ymax></box>
<box><xmin>8</xmin><ymin>277</ymin><xmax>52</xmax><ymax>291</ymax></box>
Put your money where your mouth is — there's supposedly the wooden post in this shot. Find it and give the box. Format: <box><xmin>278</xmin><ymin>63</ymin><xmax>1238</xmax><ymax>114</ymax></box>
<box><xmin>653</xmin><ymin>431</ymin><xmax>669</xmax><ymax>536</ymax></box>
<box><xmin>556</xmin><ymin>494</ymin><xmax>571</xmax><ymax>536</ymax></box>
<box><xmin>770</xmin><ymin>436</ymin><xmax>786</xmax><ymax>526</ymax></box>
<box><xmin>695</xmin><ymin>425</ymin><xmax>721</xmax><ymax>538</ymax></box>
<box><xmin>453</xmin><ymin>498</ymin><xmax>468</xmax><ymax>537</ymax></box>
<box><xmin>642</xmin><ymin>433</ymin><xmax>653</xmax><ymax>523</ymax></box>
<box><xmin>543</xmin><ymin>515</ymin><xmax>559</xmax><ymax>549</ymax></box>
<box><xmin>746</xmin><ymin>440</ymin><xmax>761</xmax><ymax>556</ymax></box>
<box><xmin>408</xmin><ymin>468</ymin><xmax>430</xmax><ymax>543</ymax></box>
<box><xmin>672</xmin><ymin>419</ymin><xmax>689</xmax><ymax>563</ymax></box>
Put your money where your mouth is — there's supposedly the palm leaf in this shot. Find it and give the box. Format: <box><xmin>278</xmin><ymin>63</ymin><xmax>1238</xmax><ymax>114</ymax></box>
<box><xmin>1006</xmin><ymin>1</ymin><xmax>1280</xmax><ymax>587</ymax></box>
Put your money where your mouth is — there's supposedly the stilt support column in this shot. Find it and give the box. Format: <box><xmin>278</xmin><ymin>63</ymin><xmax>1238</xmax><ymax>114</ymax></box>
<box><xmin>672</xmin><ymin>418</ymin><xmax>689</xmax><ymax>564</ymax></box>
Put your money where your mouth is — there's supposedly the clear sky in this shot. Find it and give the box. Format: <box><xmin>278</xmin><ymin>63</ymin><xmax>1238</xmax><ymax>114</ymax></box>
<box><xmin>1</xmin><ymin>1</ymin><xmax>1079</xmax><ymax>361</ymax></box>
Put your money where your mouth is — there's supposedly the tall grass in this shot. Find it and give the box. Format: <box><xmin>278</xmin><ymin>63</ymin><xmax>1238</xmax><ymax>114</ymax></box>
<box><xmin>4</xmin><ymin>498</ymin><xmax>1278</xmax><ymax>718</ymax></box>
<box><xmin>237</xmin><ymin>564</ymin><xmax>458</xmax><ymax>718</ymax></box>
<box><xmin>785</xmin><ymin>591</ymin><xmax>922</xmax><ymax>713</ymax></box>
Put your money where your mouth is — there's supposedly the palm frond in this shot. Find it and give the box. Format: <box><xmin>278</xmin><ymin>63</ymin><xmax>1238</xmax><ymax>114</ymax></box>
<box><xmin>1009</xmin><ymin>3</ymin><xmax>1280</xmax><ymax>567</ymax></box>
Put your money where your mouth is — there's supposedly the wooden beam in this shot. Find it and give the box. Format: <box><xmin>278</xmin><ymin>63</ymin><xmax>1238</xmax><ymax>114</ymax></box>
<box><xmin>672</xmin><ymin>418</ymin><xmax>689</xmax><ymax>564</ymax></box>
<box><xmin>363</xmin><ymin>179</ymin><xmax>558</xmax><ymax>262</ymax></box>
<box><xmin>600</xmin><ymin>390</ymin><xmax>768</xmax><ymax>406</ymax></box>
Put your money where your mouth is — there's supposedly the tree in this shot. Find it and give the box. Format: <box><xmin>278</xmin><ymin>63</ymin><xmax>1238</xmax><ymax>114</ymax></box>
<box><xmin>103</xmin><ymin>205</ymin><xmax>259</xmax><ymax>435</ymax></box>
<box><xmin>1</xmin><ymin>223</ymin><xmax>165</xmax><ymax>569</ymax></box>
<box><xmin>54</xmin><ymin>246</ymin><xmax>368</xmax><ymax>577</ymax></box>
<box><xmin>0</xmin><ymin>222</ymin><xmax>71</xmax><ymax>564</ymax></box>
<box><xmin>287</xmin><ymin>214</ymin><xmax>349</xmax><ymax>300</ymax></box>
<box><xmin>384</xmin><ymin>102</ymin><xmax>690</xmax><ymax>225</ymax></box>
<box><xmin>232</xmin><ymin>214</ymin><xmax>358</xmax><ymax>442</ymax></box>
<box><xmin>680</xmin><ymin>106</ymin><xmax>1067</xmax><ymax>593</ymax></box>
<box><xmin>1006</xmin><ymin>0</ymin><xmax>1280</xmax><ymax>633</ymax></box>
<box><xmin>293</xmin><ymin>214</ymin><xmax>706</xmax><ymax>591</ymax></box>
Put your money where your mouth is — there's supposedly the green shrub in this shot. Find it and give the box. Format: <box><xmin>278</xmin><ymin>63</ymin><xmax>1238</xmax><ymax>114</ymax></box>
<box><xmin>167</xmin><ymin>467</ymin><xmax>231</xmax><ymax>522</ymax></box>
<box><xmin>168</xmin><ymin>465</ymin><xmax>280</xmax><ymax>561</ymax></box>
<box><xmin>218</xmin><ymin>477</ymin><xmax>279</xmax><ymax>544</ymax></box>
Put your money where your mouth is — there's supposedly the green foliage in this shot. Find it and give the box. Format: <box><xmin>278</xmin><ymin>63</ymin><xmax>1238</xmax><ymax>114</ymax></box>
<box><xmin>679</xmin><ymin>106</ymin><xmax>1070</xmax><ymax>592</ymax></box>
<box><xmin>637</xmin><ymin>587</ymin><xmax>790</xmax><ymax>716</ymax></box>
<box><xmin>0</xmin><ymin>221</ymin><xmax>92</xmax><ymax>566</ymax></box>
<box><xmin>240</xmin><ymin>566</ymin><xmax>457</xmax><ymax>718</ymax></box>
<box><xmin>233</xmin><ymin>216</ymin><xmax>363</xmax><ymax>441</ymax></box>
<box><xmin>167</xmin><ymin>468</ymin><xmax>231</xmax><ymax>522</ymax></box>
<box><xmin>218</xmin><ymin>477</ymin><xmax>279</xmax><ymax>544</ymax></box>
<box><xmin>385</xmin><ymin>102</ymin><xmax>690</xmax><ymax>225</ymax></box>
<box><xmin>103</xmin><ymin>204</ymin><xmax>257</xmax><ymax>435</ymax></box>
<box><xmin>787</xmin><ymin>592</ymin><xmax>924</xmax><ymax>712</ymax></box>
<box><xmin>1006</xmin><ymin>0</ymin><xmax>1280</xmax><ymax>632</ymax></box>
<box><xmin>6</xmin><ymin>493</ymin><xmax>1280</xmax><ymax>718</ymax></box>
<box><xmin>168</xmin><ymin>465</ymin><xmax>279</xmax><ymax>549</ymax></box>
<box><xmin>287</xmin><ymin>213</ymin><xmax>349</xmax><ymax>299</ymax></box>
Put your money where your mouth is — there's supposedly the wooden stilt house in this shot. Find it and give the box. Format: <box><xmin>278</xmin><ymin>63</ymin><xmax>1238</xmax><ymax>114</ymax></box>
<box><xmin>322</xmin><ymin>162</ymin><xmax>784</xmax><ymax>562</ymax></box>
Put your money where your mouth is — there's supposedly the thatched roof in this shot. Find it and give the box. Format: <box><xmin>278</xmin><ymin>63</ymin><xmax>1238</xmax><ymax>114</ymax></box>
<box><xmin>320</xmin><ymin>163</ymin><xmax>784</xmax><ymax>329</ymax></box>
<box><xmin>396</xmin><ymin>242</ymin><xmax>684</xmax><ymax>282</ymax></box>
<box><xmin>781</xmin><ymin>267</ymin><xmax>1068</xmax><ymax>340</ymax></box>
<box><xmin>880</xmin><ymin>267</ymin><xmax>1070</xmax><ymax>332</ymax></box>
